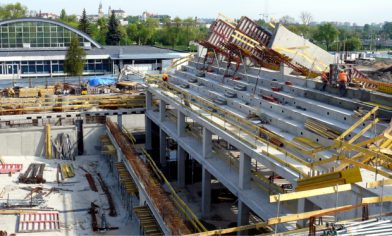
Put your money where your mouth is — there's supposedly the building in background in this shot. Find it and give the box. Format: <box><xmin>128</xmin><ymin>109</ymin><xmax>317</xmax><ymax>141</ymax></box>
<box><xmin>0</xmin><ymin>18</ymin><xmax>187</xmax><ymax>79</ymax></box>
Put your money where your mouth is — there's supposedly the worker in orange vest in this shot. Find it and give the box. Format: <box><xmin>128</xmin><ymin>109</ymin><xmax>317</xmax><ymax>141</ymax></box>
<box><xmin>320</xmin><ymin>71</ymin><xmax>329</xmax><ymax>91</ymax></box>
<box><xmin>338</xmin><ymin>70</ymin><xmax>348</xmax><ymax>97</ymax></box>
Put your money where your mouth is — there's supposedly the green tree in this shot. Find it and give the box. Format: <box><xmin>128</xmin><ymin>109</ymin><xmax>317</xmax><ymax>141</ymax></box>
<box><xmin>313</xmin><ymin>23</ymin><xmax>339</xmax><ymax>50</ymax></box>
<box><xmin>0</xmin><ymin>3</ymin><xmax>27</xmax><ymax>19</ymax></box>
<box><xmin>382</xmin><ymin>22</ymin><xmax>392</xmax><ymax>38</ymax></box>
<box><xmin>64</xmin><ymin>36</ymin><xmax>86</xmax><ymax>76</ymax></box>
<box><xmin>106</xmin><ymin>13</ymin><xmax>121</xmax><ymax>45</ymax></box>
<box><xmin>345</xmin><ymin>37</ymin><xmax>362</xmax><ymax>51</ymax></box>
<box><xmin>78</xmin><ymin>8</ymin><xmax>90</xmax><ymax>35</ymax></box>
<box><xmin>60</xmin><ymin>9</ymin><xmax>67</xmax><ymax>21</ymax></box>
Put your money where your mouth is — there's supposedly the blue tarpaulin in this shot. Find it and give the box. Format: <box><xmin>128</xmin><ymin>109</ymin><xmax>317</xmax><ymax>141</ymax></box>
<box><xmin>88</xmin><ymin>76</ymin><xmax>116</xmax><ymax>87</ymax></box>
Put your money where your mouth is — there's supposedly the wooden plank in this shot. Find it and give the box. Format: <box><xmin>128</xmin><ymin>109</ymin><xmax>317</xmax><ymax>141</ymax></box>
<box><xmin>336</xmin><ymin>106</ymin><xmax>378</xmax><ymax>141</ymax></box>
<box><xmin>362</xmin><ymin>196</ymin><xmax>392</xmax><ymax>204</ymax></box>
<box><xmin>268</xmin><ymin>205</ymin><xmax>354</xmax><ymax>225</ymax></box>
<box><xmin>270</xmin><ymin>184</ymin><xmax>352</xmax><ymax>203</ymax></box>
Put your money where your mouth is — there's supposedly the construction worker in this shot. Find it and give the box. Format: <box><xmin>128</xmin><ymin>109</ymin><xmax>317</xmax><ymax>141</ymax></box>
<box><xmin>162</xmin><ymin>74</ymin><xmax>169</xmax><ymax>82</ymax></box>
<box><xmin>338</xmin><ymin>70</ymin><xmax>348</xmax><ymax>97</ymax></box>
<box><xmin>320</xmin><ymin>71</ymin><xmax>329</xmax><ymax>91</ymax></box>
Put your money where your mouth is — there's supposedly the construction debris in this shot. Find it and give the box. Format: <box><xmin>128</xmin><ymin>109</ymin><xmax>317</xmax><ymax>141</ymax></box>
<box><xmin>60</xmin><ymin>163</ymin><xmax>75</xmax><ymax>178</ymax></box>
<box><xmin>85</xmin><ymin>173</ymin><xmax>98</xmax><ymax>192</ymax></box>
<box><xmin>18</xmin><ymin>163</ymin><xmax>46</xmax><ymax>184</ymax></box>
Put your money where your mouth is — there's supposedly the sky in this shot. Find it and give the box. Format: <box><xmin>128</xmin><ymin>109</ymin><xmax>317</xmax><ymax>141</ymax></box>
<box><xmin>2</xmin><ymin>0</ymin><xmax>391</xmax><ymax>25</ymax></box>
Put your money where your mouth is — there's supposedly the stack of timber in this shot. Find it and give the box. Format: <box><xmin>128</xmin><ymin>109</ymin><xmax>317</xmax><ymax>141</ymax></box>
<box><xmin>18</xmin><ymin>163</ymin><xmax>46</xmax><ymax>184</ymax></box>
<box><xmin>60</xmin><ymin>163</ymin><xmax>75</xmax><ymax>178</ymax></box>
<box><xmin>134</xmin><ymin>206</ymin><xmax>164</xmax><ymax>236</ymax></box>
<box><xmin>296</xmin><ymin>167</ymin><xmax>362</xmax><ymax>191</ymax></box>
<box><xmin>304</xmin><ymin>118</ymin><xmax>341</xmax><ymax>139</ymax></box>
<box><xmin>293</xmin><ymin>136</ymin><xmax>323</xmax><ymax>150</ymax></box>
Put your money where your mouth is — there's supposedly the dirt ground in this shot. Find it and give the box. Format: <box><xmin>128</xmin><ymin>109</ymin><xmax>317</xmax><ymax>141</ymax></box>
<box><xmin>356</xmin><ymin>59</ymin><xmax>392</xmax><ymax>83</ymax></box>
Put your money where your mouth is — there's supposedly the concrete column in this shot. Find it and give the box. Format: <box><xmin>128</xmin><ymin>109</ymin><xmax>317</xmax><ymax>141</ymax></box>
<box><xmin>201</xmin><ymin>167</ymin><xmax>211</xmax><ymax>217</ymax></box>
<box><xmin>297</xmin><ymin>198</ymin><xmax>306</xmax><ymax>227</ymax></box>
<box><xmin>145</xmin><ymin>116</ymin><xmax>152</xmax><ymax>150</ymax></box>
<box><xmin>239</xmin><ymin>152</ymin><xmax>252</xmax><ymax>190</ymax></box>
<box><xmin>146</xmin><ymin>91</ymin><xmax>152</xmax><ymax>110</ymax></box>
<box><xmin>237</xmin><ymin>200</ymin><xmax>250</xmax><ymax>235</ymax></box>
<box><xmin>202</xmin><ymin>127</ymin><xmax>212</xmax><ymax>159</ymax></box>
<box><xmin>159</xmin><ymin>100</ymin><xmax>167</xmax><ymax>122</ymax></box>
<box><xmin>177</xmin><ymin>110</ymin><xmax>185</xmax><ymax>137</ymax></box>
<box><xmin>159</xmin><ymin>129</ymin><xmax>167</xmax><ymax>167</ymax></box>
<box><xmin>117</xmin><ymin>114</ymin><xmax>123</xmax><ymax>128</ymax></box>
<box><xmin>177</xmin><ymin>146</ymin><xmax>186</xmax><ymax>188</ymax></box>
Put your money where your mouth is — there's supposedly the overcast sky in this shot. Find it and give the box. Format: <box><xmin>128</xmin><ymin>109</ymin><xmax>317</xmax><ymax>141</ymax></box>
<box><xmin>2</xmin><ymin>0</ymin><xmax>391</xmax><ymax>25</ymax></box>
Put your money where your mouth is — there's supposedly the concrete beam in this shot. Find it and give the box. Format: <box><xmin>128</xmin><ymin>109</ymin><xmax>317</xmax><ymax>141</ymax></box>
<box><xmin>145</xmin><ymin>116</ymin><xmax>152</xmax><ymax>150</ymax></box>
<box><xmin>201</xmin><ymin>167</ymin><xmax>211</xmax><ymax>218</ymax></box>
<box><xmin>237</xmin><ymin>200</ymin><xmax>250</xmax><ymax>236</ymax></box>
<box><xmin>177</xmin><ymin>110</ymin><xmax>186</xmax><ymax>137</ymax></box>
<box><xmin>117</xmin><ymin>114</ymin><xmax>123</xmax><ymax>128</ymax></box>
<box><xmin>177</xmin><ymin>145</ymin><xmax>186</xmax><ymax>188</ymax></box>
<box><xmin>202</xmin><ymin>127</ymin><xmax>212</xmax><ymax>159</ymax></box>
<box><xmin>159</xmin><ymin>129</ymin><xmax>167</xmax><ymax>166</ymax></box>
<box><xmin>239</xmin><ymin>152</ymin><xmax>252</xmax><ymax>190</ymax></box>
<box><xmin>146</xmin><ymin>91</ymin><xmax>152</xmax><ymax>110</ymax></box>
<box><xmin>159</xmin><ymin>100</ymin><xmax>167</xmax><ymax>122</ymax></box>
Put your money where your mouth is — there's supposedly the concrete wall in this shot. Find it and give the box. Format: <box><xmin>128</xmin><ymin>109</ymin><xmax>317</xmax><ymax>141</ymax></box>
<box><xmin>0</xmin><ymin>124</ymin><xmax>105</xmax><ymax>157</ymax></box>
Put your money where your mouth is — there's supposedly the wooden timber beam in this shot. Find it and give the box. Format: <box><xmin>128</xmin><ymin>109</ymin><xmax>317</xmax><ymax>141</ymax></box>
<box><xmin>270</xmin><ymin>184</ymin><xmax>352</xmax><ymax>203</ymax></box>
<box><xmin>366</xmin><ymin>179</ymin><xmax>392</xmax><ymax>188</ymax></box>
<box><xmin>362</xmin><ymin>196</ymin><xmax>392</xmax><ymax>204</ymax></box>
<box><xmin>268</xmin><ymin>205</ymin><xmax>359</xmax><ymax>225</ymax></box>
<box><xmin>336</xmin><ymin>106</ymin><xmax>378</xmax><ymax>141</ymax></box>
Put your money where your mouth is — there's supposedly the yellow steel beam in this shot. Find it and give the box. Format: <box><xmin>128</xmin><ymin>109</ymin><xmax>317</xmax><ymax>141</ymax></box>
<box><xmin>356</xmin><ymin>134</ymin><xmax>385</xmax><ymax>147</ymax></box>
<box><xmin>336</xmin><ymin>106</ymin><xmax>379</xmax><ymax>141</ymax></box>
<box><xmin>270</xmin><ymin>184</ymin><xmax>352</xmax><ymax>203</ymax></box>
<box><xmin>186</xmin><ymin>222</ymin><xmax>267</xmax><ymax>236</ymax></box>
<box><xmin>348</xmin><ymin>118</ymin><xmax>379</xmax><ymax>144</ymax></box>
<box><xmin>362</xmin><ymin>195</ymin><xmax>392</xmax><ymax>204</ymax></box>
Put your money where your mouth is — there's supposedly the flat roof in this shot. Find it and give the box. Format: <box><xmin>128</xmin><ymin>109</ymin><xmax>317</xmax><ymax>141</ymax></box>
<box><xmin>0</xmin><ymin>45</ymin><xmax>188</xmax><ymax>61</ymax></box>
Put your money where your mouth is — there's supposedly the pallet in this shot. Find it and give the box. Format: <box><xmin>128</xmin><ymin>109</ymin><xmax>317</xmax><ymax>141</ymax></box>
<box><xmin>0</xmin><ymin>164</ymin><xmax>23</xmax><ymax>174</ymax></box>
<box><xmin>18</xmin><ymin>211</ymin><xmax>60</xmax><ymax>233</ymax></box>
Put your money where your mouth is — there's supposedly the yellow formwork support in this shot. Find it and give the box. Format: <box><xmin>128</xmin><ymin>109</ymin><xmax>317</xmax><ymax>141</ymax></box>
<box><xmin>336</xmin><ymin>106</ymin><xmax>378</xmax><ymax>141</ymax></box>
<box><xmin>45</xmin><ymin>124</ymin><xmax>52</xmax><ymax>159</ymax></box>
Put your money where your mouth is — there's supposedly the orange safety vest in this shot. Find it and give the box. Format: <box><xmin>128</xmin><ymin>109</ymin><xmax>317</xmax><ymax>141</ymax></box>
<box><xmin>338</xmin><ymin>72</ymin><xmax>347</xmax><ymax>83</ymax></box>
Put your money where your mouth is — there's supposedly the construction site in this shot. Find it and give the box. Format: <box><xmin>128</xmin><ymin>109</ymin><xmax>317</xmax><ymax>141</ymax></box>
<box><xmin>0</xmin><ymin>14</ymin><xmax>391</xmax><ymax>236</ymax></box>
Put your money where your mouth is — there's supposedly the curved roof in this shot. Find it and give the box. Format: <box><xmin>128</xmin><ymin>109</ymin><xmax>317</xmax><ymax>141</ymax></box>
<box><xmin>0</xmin><ymin>18</ymin><xmax>102</xmax><ymax>49</ymax></box>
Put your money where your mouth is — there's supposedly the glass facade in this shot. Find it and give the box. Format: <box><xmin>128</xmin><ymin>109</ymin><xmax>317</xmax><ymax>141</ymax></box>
<box><xmin>0</xmin><ymin>21</ymin><xmax>91</xmax><ymax>49</ymax></box>
<box><xmin>0</xmin><ymin>59</ymin><xmax>111</xmax><ymax>76</ymax></box>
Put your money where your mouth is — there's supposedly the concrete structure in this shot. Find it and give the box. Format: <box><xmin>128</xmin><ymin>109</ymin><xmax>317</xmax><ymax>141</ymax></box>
<box><xmin>0</xmin><ymin>18</ymin><xmax>187</xmax><ymax>79</ymax></box>
<box><xmin>145</xmin><ymin>56</ymin><xmax>392</xmax><ymax>232</ymax></box>
<box><xmin>270</xmin><ymin>24</ymin><xmax>336</xmax><ymax>72</ymax></box>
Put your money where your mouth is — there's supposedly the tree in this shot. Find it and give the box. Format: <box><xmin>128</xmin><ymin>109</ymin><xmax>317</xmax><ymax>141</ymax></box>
<box><xmin>78</xmin><ymin>9</ymin><xmax>90</xmax><ymax>35</ymax></box>
<box><xmin>313</xmin><ymin>23</ymin><xmax>339</xmax><ymax>50</ymax></box>
<box><xmin>382</xmin><ymin>22</ymin><xmax>392</xmax><ymax>38</ymax></box>
<box><xmin>300</xmin><ymin>12</ymin><xmax>313</xmax><ymax>26</ymax></box>
<box><xmin>106</xmin><ymin>12</ymin><xmax>121</xmax><ymax>45</ymax></box>
<box><xmin>345</xmin><ymin>37</ymin><xmax>362</xmax><ymax>51</ymax></box>
<box><xmin>0</xmin><ymin>3</ymin><xmax>27</xmax><ymax>19</ymax></box>
<box><xmin>64</xmin><ymin>36</ymin><xmax>86</xmax><ymax>76</ymax></box>
<box><xmin>279</xmin><ymin>15</ymin><xmax>296</xmax><ymax>25</ymax></box>
<box><xmin>60</xmin><ymin>9</ymin><xmax>67</xmax><ymax>21</ymax></box>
